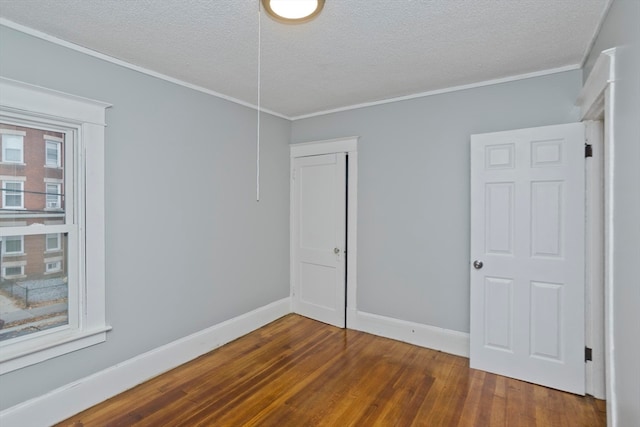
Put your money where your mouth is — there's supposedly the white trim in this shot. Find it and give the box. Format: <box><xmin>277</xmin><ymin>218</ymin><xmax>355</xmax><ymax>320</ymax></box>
<box><xmin>0</xmin><ymin>77</ymin><xmax>111</xmax><ymax>125</ymax></box>
<box><xmin>585</xmin><ymin>120</ymin><xmax>606</xmax><ymax>399</ymax></box>
<box><xmin>1</xmin><ymin>133</ymin><xmax>24</xmax><ymax>163</ymax></box>
<box><xmin>2</xmin><ymin>180</ymin><xmax>24</xmax><ymax>209</ymax></box>
<box><xmin>45</xmin><ymin>233</ymin><xmax>62</xmax><ymax>251</ymax></box>
<box><xmin>0</xmin><ymin>77</ymin><xmax>109</xmax><ymax>373</ymax></box>
<box><xmin>577</xmin><ymin>48</ymin><xmax>617</xmax><ymax>427</ymax></box>
<box><xmin>290</xmin><ymin>136</ymin><xmax>358</xmax><ymax>157</ymax></box>
<box><xmin>290</xmin><ymin>137</ymin><xmax>358</xmax><ymax>327</ymax></box>
<box><xmin>291</xmin><ymin>65</ymin><xmax>580</xmax><ymax>120</ymax></box>
<box><xmin>0</xmin><ymin>175</ymin><xmax>25</xmax><ymax>182</ymax></box>
<box><xmin>43</xmin><ymin>134</ymin><xmax>63</xmax><ymax>142</ymax></box>
<box><xmin>577</xmin><ymin>49</ymin><xmax>616</xmax><ymax>120</ymax></box>
<box><xmin>2</xmin><ymin>235</ymin><xmax>24</xmax><ymax>256</ymax></box>
<box><xmin>0</xmin><ymin>19</ymin><xmax>288</xmax><ymax>121</ymax></box>
<box><xmin>351</xmin><ymin>311</ymin><xmax>470</xmax><ymax>358</ymax></box>
<box><xmin>0</xmin><ymin>297</ymin><xmax>291</xmax><ymax>427</ymax></box>
<box><xmin>1</xmin><ymin>19</ymin><xmax>585</xmax><ymax>122</ymax></box>
<box><xmin>0</xmin><ymin>129</ymin><xmax>26</xmax><ymax>136</ymax></box>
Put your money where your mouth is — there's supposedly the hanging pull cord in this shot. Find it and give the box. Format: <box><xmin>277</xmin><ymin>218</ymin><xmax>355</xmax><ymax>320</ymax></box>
<box><xmin>256</xmin><ymin>2</ymin><xmax>262</xmax><ymax>202</ymax></box>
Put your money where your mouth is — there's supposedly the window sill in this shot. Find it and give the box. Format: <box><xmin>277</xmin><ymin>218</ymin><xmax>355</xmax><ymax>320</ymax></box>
<box><xmin>0</xmin><ymin>162</ymin><xmax>25</xmax><ymax>166</ymax></box>
<box><xmin>0</xmin><ymin>325</ymin><xmax>112</xmax><ymax>374</ymax></box>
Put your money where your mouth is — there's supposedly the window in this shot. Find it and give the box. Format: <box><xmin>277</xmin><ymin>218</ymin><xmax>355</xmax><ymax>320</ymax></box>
<box><xmin>3</xmin><ymin>235</ymin><xmax>24</xmax><ymax>255</ymax></box>
<box><xmin>45</xmin><ymin>260</ymin><xmax>62</xmax><ymax>273</ymax></box>
<box><xmin>46</xmin><ymin>233</ymin><xmax>61</xmax><ymax>251</ymax></box>
<box><xmin>46</xmin><ymin>140</ymin><xmax>61</xmax><ymax>167</ymax></box>
<box><xmin>1</xmin><ymin>133</ymin><xmax>24</xmax><ymax>163</ymax></box>
<box><xmin>3</xmin><ymin>265</ymin><xmax>24</xmax><ymax>278</ymax></box>
<box><xmin>45</xmin><ymin>183</ymin><xmax>61</xmax><ymax>209</ymax></box>
<box><xmin>2</xmin><ymin>181</ymin><xmax>24</xmax><ymax>209</ymax></box>
<box><xmin>0</xmin><ymin>77</ymin><xmax>109</xmax><ymax>374</ymax></box>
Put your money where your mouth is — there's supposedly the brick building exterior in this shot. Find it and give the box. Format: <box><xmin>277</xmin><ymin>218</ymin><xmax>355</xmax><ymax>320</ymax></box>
<box><xmin>0</xmin><ymin>123</ymin><xmax>67</xmax><ymax>305</ymax></box>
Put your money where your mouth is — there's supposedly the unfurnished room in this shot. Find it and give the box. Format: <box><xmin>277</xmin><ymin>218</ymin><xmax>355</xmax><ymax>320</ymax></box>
<box><xmin>0</xmin><ymin>1</ymin><xmax>638</xmax><ymax>426</ymax></box>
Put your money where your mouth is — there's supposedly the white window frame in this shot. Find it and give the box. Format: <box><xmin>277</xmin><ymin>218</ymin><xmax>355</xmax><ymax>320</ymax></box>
<box><xmin>45</xmin><ymin>138</ymin><xmax>62</xmax><ymax>168</ymax></box>
<box><xmin>2</xmin><ymin>263</ymin><xmax>25</xmax><ymax>279</ymax></box>
<box><xmin>45</xmin><ymin>182</ymin><xmax>62</xmax><ymax>209</ymax></box>
<box><xmin>45</xmin><ymin>233</ymin><xmax>61</xmax><ymax>252</ymax></box>
<box><xmin>2</xmin><ymin>181</ymin><xmax>24</xmax><ymax>209</ymax></box>
<box><xmin>1</xmin><ymin>132</ymin><xmax>24</xmax><ymax>164</ymax></box>
<box><xmin>44</xmin><ymin>257</ymin><xmax>63</xmax><ymax>273</ymax></box>
<box><xmin>0</xmin><ymin>77</ymin><xmax>111</xmax><ymax>374</ymax></box>
<box><xmin>2</xmin><ymin>235</ymin><xmax>24</xmax><ymax>256</ymax></box>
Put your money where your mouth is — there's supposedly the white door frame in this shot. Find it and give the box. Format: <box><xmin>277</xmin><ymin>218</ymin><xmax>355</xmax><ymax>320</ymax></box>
<box><xmin>576</xmin><ymin>47</ymin><xmax>617</xmax><ymax>423</ymax></box>
<box><xmin>290</xmin><ymin>136</ymin><xmax>359</xmax><ymax>327</ymax></box>
<box><xmin>584</xmin><ymin>119</ymin><xmax>606</xmax><ymax>400</ymax></box>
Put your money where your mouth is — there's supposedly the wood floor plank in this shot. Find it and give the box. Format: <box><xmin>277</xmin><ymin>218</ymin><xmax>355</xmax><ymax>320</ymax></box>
<box><xmin>57</xmin><ymin>314</ymin><xmax>606</xmax><ymax>427</ymax></box>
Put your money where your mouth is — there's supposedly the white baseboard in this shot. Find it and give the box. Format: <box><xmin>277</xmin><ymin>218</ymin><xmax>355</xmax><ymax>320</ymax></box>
<box><xmin>351</xmin><ymin>310</ymin><xmax>470</xmax><ymax>358</ymax></box>
<box><xmin>0</xmin><ymin>297</ymin><xmax>292</xmax><ymax>427</ymax></box>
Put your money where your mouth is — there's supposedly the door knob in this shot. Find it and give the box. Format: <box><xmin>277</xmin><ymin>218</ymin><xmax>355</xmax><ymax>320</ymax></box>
<box><xmin>334</xmin><ymin>248</ymin><xmax>340</xmax><ymax>254</ymax></box>
<box><xmin>473</xmin><ymin>260</ymin><xmax>483</xmax><ymax>270</ymax></box>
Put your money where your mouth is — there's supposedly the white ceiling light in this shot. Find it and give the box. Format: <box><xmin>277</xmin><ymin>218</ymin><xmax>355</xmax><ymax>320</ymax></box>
<box><xmin>261</xmin><ymin>0</ymin><xmax>325</xmax><ymax>24</ymax></box>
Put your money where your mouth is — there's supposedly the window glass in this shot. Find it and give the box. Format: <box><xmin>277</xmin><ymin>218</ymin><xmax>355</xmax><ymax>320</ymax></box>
<box><xmin>0</xmin><ymin>235</ymin><xmax>68</xmax><ymax>340</ymax></box>
<box><xmin>46</xmin><ymin>183</ymin><xmax>61</xmax><ymax>209</ymax></box>
<box><xmin>3</xmin><ymin>182</ymin><xmax>23</xmax><ymax>208</ymax></box>
<box><xmin>2</xmin><ymin>134</ymin><xmax>23</xmax><ymax>163</ymax></box>
<box><xmin>46</xmin><ymin>140</ymin><xmax>61</xmax><ymax>167</ymax></box>
<box><xmin>46</xmin><ymin>233</ymin><xmax>61</xmax><ymax>251</ymax></box>
<box><xmin>0</xmin><ymin>123</ymin><xmax>69</xmax><ymax>342</ymax></box>
<box><xmin>0</xmin><ymin>78</ymin><xmax>107</xmax><ymax>373</ymax></box>
<box><xmin>4</xmin><ymin>235</ymin><xmax>23</xmax><ymax>254</ymax></box>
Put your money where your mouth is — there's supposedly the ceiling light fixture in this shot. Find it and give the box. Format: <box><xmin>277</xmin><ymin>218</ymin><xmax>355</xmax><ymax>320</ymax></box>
<box><xmin>261</xmin><ymin>0</ymin><xmax>325</xmax><ymax>24</ymax></box>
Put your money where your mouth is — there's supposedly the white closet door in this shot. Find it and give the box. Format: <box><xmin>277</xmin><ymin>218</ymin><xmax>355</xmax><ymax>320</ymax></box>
<box><xmin>292</xmin><ymin>153</ymin><xmax>346</xmax><ymax>328</ymax></box>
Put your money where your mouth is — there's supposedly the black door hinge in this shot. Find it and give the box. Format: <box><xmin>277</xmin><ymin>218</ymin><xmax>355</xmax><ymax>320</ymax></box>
<box><xmin>585</xmin><ymin>347</ymin><xmax>593</xmax><ymax>362</ymax></box>
<box><xmin>585</xmin><ymin>144</ymin><xmax>593</xmax><ymax>158</ymax></box>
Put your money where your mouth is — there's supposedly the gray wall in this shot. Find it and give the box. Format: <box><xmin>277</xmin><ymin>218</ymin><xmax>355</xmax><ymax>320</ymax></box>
<box><xmin>292</xmin><ymin>71</ymin><xmax>583</xmax><ymax>333</ymax></box>
<box><xmin>584</xmin><ymin>1</ymin><xmax>640</xmax><ymax>425</ymax></box>
<box><xmin>0</xmin><ymin>26</ymin><xmax>290</xmax><ymax>410</ymax></box>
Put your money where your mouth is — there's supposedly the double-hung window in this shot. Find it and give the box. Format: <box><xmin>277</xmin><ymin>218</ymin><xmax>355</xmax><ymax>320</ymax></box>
<box><xmin>45</xmin><ymin>139</ymin><xmax>62</xmax><ymax>168</ymax></box>
<box><xmin>46</xmin><ymin>233</ymin><xmax>61</xmax><ymax>252</ymax></box>
<box><xmin>45</xmin><ymin>183</ymin><xmax>62</xmax><ymax>209</ymax></box>
<box><xmin>1</xmin><ymin>133</ymin><xmax>24</xmax><ymax>163</ymax></box>
<box><xmin>3</xmin><ymin>235</ymin><xmax>24</xmax><ymax>255</ymax></box>
<box><xmin>0</xmin><ymin>77</ymin><xmax>110</xmax><ymax>374</ymax></box>
<box><xmin>2</xmin><ymin>181</ymin><xmax>24</xmax><ymax>209</ymax></box>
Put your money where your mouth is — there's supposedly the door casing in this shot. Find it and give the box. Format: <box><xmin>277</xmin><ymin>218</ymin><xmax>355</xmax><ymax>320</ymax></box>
<box><xmin>290</xmin><ymin>137</ymin><xmax>359</xmax><ymax>327</ymax></box>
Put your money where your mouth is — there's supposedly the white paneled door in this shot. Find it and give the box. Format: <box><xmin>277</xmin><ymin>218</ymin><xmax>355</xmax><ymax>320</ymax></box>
<box><xmin>292</xmin><ymin>153</ymin><xmax>346</xmax><ymax>328</ymax></box>
<box><xmin>470</xmin><ymin>123</ymin><xmax>586</xmax><ymax>394</ymax></box>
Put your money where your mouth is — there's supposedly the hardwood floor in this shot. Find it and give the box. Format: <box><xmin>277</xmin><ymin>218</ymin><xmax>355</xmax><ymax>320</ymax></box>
<box><xmin>58</xmin><ymin>314</ymin><xmax>606</xmax><ymax>426</ymax></box>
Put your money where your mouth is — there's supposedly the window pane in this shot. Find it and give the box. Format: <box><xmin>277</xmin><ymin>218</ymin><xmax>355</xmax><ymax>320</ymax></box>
<box><xmin>2</xmin><ymin>134</ymin><xmax>23</xmax><ymax>163</ymax></box>
<box><xmin>46</xmin><ymin>184</ymin><xmax>61</xmax><ymax>209</ymax></box>
<box><xmin>0</xmin><ymin>124</ymin><xmax>65</xmax><ymax>227</ymax></box>
<box><xmin>46</xmin><ymin>233</ymin><xmax>60</xmax><ymax>251</ymax></box>
<box><xmin>0</xmin><ymin>233</ymin><xmax>68</xmax><ymax>341</ymax></box>
<box><xmin>4</xmin><ymin>235</ymin><xmax>23</xmax><ymax>254</ymax></box>
<box><xmin>46</xmin><ymin>141</ymin><xmax>60</xmax><ymax>167</ymax></box>
<box><xmin>3</xmin><ymin>182</ymin><xmax>23</xmax><ymax>208</ymax></box>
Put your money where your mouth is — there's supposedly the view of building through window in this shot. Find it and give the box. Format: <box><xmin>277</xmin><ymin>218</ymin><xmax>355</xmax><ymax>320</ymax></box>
<box><xmin>0</xmin><ymin>123</ymin><xmax>68</xmax><ymax>341</ymax></box>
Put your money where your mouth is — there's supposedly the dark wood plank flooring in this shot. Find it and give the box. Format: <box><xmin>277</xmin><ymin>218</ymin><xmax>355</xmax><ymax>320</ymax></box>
<box><xmin>58</xmin><ymin>314</ymin><xmax>606</xmax><ymax>426</ymax></box>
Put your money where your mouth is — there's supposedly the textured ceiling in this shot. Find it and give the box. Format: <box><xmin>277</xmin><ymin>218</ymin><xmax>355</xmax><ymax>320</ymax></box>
<box><xmin>0</xmin><ymin>0</ymin><xmax>608</xmax><ymax>118</ymax></box>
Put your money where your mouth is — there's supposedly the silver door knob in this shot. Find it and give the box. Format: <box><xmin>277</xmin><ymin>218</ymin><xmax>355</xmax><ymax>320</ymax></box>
<box><xmin>334</xmin><ymin>248</ymin><xmax>340</xmax><ymax>254</ymax></box>
<box><xmin>473</xmin><ymin>260</ymin><xmax>483</xmax><ymax>269</ymax></box>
